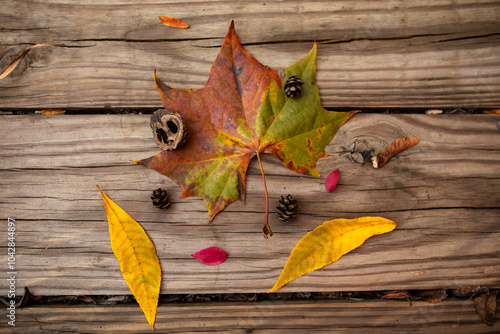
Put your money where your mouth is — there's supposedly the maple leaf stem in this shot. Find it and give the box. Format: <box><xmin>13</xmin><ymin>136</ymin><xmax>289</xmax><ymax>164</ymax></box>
<box><xmin>256</xmin><ymin>152</ymin><xmax>272</xmax><ymax>238</ymax></box>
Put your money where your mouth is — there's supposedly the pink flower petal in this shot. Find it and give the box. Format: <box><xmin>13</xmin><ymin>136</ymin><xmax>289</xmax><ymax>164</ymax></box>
<box><xmin>191</xmin><ymin>246</ymin><xmax>228</xmax><ymax>265</ymax></box>
<box><xmin>325</xmin><ymin>169</ymin><xmax>339</xmax><ymax>192</ymax></box>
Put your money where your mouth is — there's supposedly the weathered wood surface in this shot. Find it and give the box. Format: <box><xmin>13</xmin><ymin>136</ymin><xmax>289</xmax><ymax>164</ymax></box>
<box><xmin>7</xmin><ymin>299</ymin><xmax>499</xmax><ymax>333</ymax></box>
<box><xmin>0</xmin><ymin>114</ymin><xmax>499</xmax><ymax>296</ymax></box>
<box><xmin>1</xmin><ymin>0</ymin><xmax>500</xmax><ymax>108</ymax></box>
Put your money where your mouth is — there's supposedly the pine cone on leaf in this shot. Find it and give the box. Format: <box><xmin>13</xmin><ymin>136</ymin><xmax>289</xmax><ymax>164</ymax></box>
<box><xmin>284</xmin><ymin>75</ymin><xmax>304</xmax><ymax>98</ymax></box>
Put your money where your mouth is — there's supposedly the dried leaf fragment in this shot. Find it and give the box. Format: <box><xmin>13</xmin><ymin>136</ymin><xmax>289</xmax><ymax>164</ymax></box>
<box><xmin>0</xmin><ymin>287</ymin><xmax>38</xmax><ymax>308</ymax></box>
<box><xmin>41</xmin><ymin>109</ymin><xmax>66</xmax><ymax>115</ymax></box>
<box><xmin>425</xmin><ymin>109</ymin><xmax>443</xmax><ymax>115</ymax></box>
<box><xmin>372</xmin><ymin>136</ymin><xmax>421</xmax><ymax>168</ymax></box>
<box><xmin>158</xmin><ymin>15</ymin><xmax>189</xmax><ymax>29</ymax></box>
<box><xmin>268</xmin><ymin>217</ymin><xmax>396</xmax><ymax>293</ymax></box>
<box><xmin>380</xmin><ymin>290</ymin><xmax>413</xmax><ymax>302</ymax></box>
<box><xmin>0</xmin><ymin>44</ymin><xmax>62</xmax><ymax>80</ymax></box>
<box><xmin>482</xmin><ymin>109</ymin><xmax>500</xmax><ymax>114</ymax></box>
<box><xmin>413</xmin><ymin>289</ymin><xmax>447</xmax><ymax>303</ymax></box>
<box><xmin>474</xmin><ymin>290</ymin><xmax>497</xmax><ymax>326</ymax></box>
<box><xmin>451</xmin><ymin>286</ymin><xmax>488</xmax><ymax>298</ymax></box>
<box><xmin>98</xmin><ymin>186</ymin><xmax>161</xmax><ymax>330</ymax></box>
<box><xmin>192</xmin><ymin>246</ymin><xmax>228</xmax><ymax>265</ymax></box>
<box><xmin>69</xmin><ymin>295</ymin><xmax>96</xmax><ymax>304</ymax></box>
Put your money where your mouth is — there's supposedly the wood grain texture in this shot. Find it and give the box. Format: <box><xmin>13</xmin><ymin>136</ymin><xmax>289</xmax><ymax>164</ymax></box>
<box><xmin>1</xmin><ymin>0</ymin><xmax>500</xmax><ymax>108</ymax></box>
<box><xmin>0</xmin><ymin>114</ymin><xmax>499</xmax><ymax>296</ymax></box>
<box><xmin>7</xmin><ymin>300</ymin><xmax>499</xmax><ymax>333</ymax></box>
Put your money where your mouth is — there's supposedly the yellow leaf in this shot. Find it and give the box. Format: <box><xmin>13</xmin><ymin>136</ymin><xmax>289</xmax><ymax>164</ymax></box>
<box><xmin>268</xmin><ymin>217</ymin><xmax>396</xmax><ymax>293</ymax></box>
<box><xmin>98</xmin><ymin>186</ymin><xmax>161</xmax><ymax>330</ymax></box>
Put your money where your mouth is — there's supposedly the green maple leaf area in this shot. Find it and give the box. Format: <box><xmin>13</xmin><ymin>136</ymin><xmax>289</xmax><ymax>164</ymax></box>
<box><xmin>134</xmin><ymin>22</ymin><xmax>357</xmax><ymax>237</ymax></box>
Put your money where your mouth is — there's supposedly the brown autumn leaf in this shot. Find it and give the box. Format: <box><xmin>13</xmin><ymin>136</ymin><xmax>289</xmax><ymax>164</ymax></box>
<box><xmin>134</xmin><ymin>21</ymin><xmax>357</xmax><ymax>237</ymax></box>
<box><xmin>474</xmin><ymin>290</ymin><xmax>498</xmax><ymax>326</ymax></box>
<box><xmin>158</xmin><ymin>15</ymin><xmax>189</xmax><ymax>29</ymax></box>
<box><xmin>0</xmin><ymin>44</ymin><xmax>62</xmax><ymax>80</ymax></box>
<box><xmin>69</xmin><ymin>295</ymin><xmax>96</xmax><ymax>304</ymax></box>
<box><xmin>412</xmin><ymin>289</ymin><xmax>448</xmax><ymax>303</ymax></box>
<box><xmin>41</xmin><ymin>109</ymin><xmax>66</xmax><ymax>115</ymax></box>
<box><xmin>372</xmin><ymin>136</ymin><xmax>421</xmax><ymax>168</ymax></box>
<box><xmin>379</xmin><ymin>290</ymin><xmax>414</xmax><ymax>302</ymax></box>
<box><xmin>451</xmin><ymin>286</ymin><xmax>489</xmax><ymax>298</ymax></box>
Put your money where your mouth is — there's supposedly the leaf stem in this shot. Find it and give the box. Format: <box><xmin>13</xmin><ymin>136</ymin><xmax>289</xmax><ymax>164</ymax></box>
<box><xmin>256</xmin><ymin>152</ymin><xmax>272</xmax><ymax>238</ymax></box>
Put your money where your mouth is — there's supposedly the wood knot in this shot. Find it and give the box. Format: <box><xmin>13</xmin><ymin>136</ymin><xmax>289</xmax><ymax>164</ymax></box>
<box><xmin>348</xmin><ymin>140</ymin><xmax>380</xmax><ymax>165</ymax></box>
<box><xmin>150</xmin><ymin>109</ymin><xmax>187</xmax><ymax>151</ymax></box>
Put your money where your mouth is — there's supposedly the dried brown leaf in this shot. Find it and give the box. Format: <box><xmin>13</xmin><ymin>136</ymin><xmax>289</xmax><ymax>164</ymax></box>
<box><xmin>317</xmin><ymin>292</ymin><xmax>341</xmax><ymax>299</ymax></box>
<box><xmin>16</xmin><ymin>287</ymin><xmax>35</xmax><ymax>307</ymax></box>
<box><xmin>474</xmin><ymin>291</ymin><xmax>497</xmax><ymax>326</ymax></box>
<box><xmin>451</xmin><ymin>286</ymin><xmax>488</xmax><ymax>298</ymax></box>
<box><xmin>372</xmin><ymin>136</ymin><xmax>421</xmax><ymax>168</ymax></box>
<box><xmin>0</xmin><ymin>44</ymin><xmax>62</xmax><ymax>80</ymax></box>
<box><xmin>413</xmin><ymin>289</ymin><xmax>447</xmax><ymax>303</ymax></box>
<box><xmin>105</xmin><ymin>295</ymin><xmax>132</xmax><ymax>303</ymax></box>
<box><xmin>380</xmin><ymin>290</ymin><xmax>413</xmax><ymax>302</ymax></box>
<box><xmin>225</xmin><ymin>293</ymin><xmax>257</xmax><ymax>301</ymax></box>
<box><xmin>158</xmin><ymin>15</ymin><xmax>189</xmax><ymax>29</ymax></box>
<box><xmin>41</xmin><ymin>109</ymin><xmax>66</xmax><ymax>115</ymax></box>
<box><xmin>69</xmin><ymin>295</ymin><xmax>96</xmax><ymax>304</ymax></box>
<box><xmin>0</xmin><ymin>287</ymin><xmax>38</xmax><ymax>308</ymax></box>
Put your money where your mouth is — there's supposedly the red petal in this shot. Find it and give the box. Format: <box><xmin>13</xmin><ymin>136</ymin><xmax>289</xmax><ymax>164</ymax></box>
<box><xmin>192</xmin><ymin>247</ymin><xmax>228</xmax><ymax>265</ymax></box>
<box><xmin>325</xmin><ymin>169</ymin><xmax>339</xmax><ymax>192</ymax></box>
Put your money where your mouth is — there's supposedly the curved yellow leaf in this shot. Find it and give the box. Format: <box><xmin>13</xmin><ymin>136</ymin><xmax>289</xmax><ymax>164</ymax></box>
<box><xmin>268</xmin><ymin>217</ymin><xmax>396</xmax><ymax>293</ymax></box>
<box><xmin>98</xmin><ymin>186</ymin><xmax>161</xmax><ymax>330</ymax></box>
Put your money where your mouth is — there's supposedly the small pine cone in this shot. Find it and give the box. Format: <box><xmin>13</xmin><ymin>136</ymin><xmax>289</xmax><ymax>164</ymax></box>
<box><xmin>151</xmin><ymin>188</ymin><xmax>170</xmax><ymax>209</ymax></box>
<box><xmin>276</xmin><ymin>194</ymin><xmax>300</xmax><ymax>222</ymax></box>
<box><xmin>284</xmin><ymin>75</ymin><xmax>304</xmax><ymax>98</ymax></box>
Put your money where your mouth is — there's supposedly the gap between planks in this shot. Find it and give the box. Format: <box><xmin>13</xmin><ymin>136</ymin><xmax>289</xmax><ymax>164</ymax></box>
<box><xmin>8</xmin><ymin>299</ymin><xmax>499</xmax><ymax>333</ymax></box>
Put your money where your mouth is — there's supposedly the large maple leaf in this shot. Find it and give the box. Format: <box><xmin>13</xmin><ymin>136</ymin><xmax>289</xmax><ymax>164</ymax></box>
<box><xmin>134</xmin><ymin>22</ymin><xmax>357</xmax><ymax>237</ymax></box>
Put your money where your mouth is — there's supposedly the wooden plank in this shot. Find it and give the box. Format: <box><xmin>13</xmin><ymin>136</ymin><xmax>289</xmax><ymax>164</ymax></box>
<box><xmin>8</xmin><ymin>299</ymin><xmax>499</xmax><ymax>333</ymax></box>
<box><xmin>0</xmin><ymin>114</ymin><xmax>499</xmax><ymax>296</ymax></box>
<box><xmin>1</xmin><ymin>0</ymin><xmax>500</xmax><ymax>108</ymax></box>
